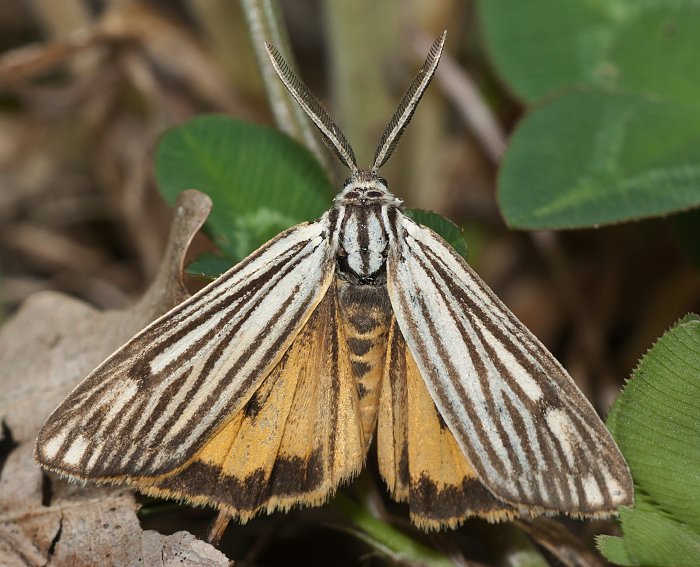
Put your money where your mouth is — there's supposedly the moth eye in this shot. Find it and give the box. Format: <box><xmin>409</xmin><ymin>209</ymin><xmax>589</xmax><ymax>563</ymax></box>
<box><xmin>345</xmin><ymin>191</ymin><xmax>359</xmax><ymax>199</ymax></box>
<box><xmin>367</xmin><ymin>191</ymin><xmax>383</xmax><ymax>198</ymax></box>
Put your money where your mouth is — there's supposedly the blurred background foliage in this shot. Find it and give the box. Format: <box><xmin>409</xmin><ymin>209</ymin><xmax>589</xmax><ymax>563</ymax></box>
<box><xmin>1</xmin><ymin>0</ymin><xmax>699</xmax><ymax>565</ymax></box>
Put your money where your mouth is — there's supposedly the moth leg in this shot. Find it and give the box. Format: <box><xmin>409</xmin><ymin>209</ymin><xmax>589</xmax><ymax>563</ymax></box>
<box><xmin>207</xmin><ymin>511</ymin><xmax>232</xmax><ymax>545</ymax></box>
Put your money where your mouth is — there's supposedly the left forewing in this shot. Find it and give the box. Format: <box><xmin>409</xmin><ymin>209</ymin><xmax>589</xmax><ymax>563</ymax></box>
<box><xmin>36</xmin><ymin>212</ymin><xmax>339</xmax><ymax>481</ymax></box>
<box><xmin>385</xmin><ymin>211</ymin><xmax>632</xmax><ymax>516</ymax></box>
<box><xmin>145</xmin><ymin>279</ymin><xmax>366</xmax><ymax>522</ymax></box>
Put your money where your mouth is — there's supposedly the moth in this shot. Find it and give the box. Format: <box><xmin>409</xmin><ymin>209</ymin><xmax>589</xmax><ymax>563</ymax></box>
<box><xmin>35</xmin><ymin>31</ymin><xmax>632</xmax><ymax>536</ymax></box>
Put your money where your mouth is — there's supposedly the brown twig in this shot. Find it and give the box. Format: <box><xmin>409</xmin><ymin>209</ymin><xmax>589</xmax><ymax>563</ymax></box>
<box><xmin>207</xmin><ymin>511</ymin><xmax>231</xmax><ymax>545</ymax></box>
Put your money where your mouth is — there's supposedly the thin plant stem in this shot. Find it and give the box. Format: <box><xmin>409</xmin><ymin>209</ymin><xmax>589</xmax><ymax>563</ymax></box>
<box><xmin>240</xmin><ymin>0</ymin><xmax>329</xmax><ymax>173</ymax></box>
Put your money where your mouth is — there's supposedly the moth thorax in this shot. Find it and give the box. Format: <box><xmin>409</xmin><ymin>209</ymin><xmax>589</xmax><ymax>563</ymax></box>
<box><xmin>335</xmin><ymin>277</ymin><xmax>392</xmax><ymax>450</ymax></box>
<box><xmin>337</xmin><ymin>205</ymin><xmax>389</xmax><ymax>285</ymax></box>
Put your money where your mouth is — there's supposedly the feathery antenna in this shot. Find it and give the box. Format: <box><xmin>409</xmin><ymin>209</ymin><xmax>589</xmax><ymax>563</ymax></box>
<box><xmin>265</xmin><ymin>42</ymin><xmax>358</xmax><ymax>174</ymax></box>
<box><xmin>372</xmin><ymin>31</ymin><xmax>446</xmax><ymax>173</ymax></box>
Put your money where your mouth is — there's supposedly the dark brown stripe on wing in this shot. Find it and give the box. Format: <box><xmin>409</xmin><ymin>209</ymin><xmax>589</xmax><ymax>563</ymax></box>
<box><xmin>158</xmin><ymin>286</ymin><xmax>313</xmax><ymax>461</ymax></box>
<box><xmin>139</xmin><ymin>237</ymin><xmax>310</xmax><ymax>345</ymax></box>
<box><xmin>148</xmin><ymin>243</ymin><xmax>314</xmax><ymax>382</ymax></box>
<box><xmin>411</xmin><ymin>289</ymin><xmax>512</xmax><ymax>479</ymax></box>
<box><xmin>409</xmin><ymin>473</ymin><xmax>513</xmax><ymax>522</ymax></box>
<box><xmin>419</xmin><ymin>240</ymin><xmax>575</xmax><ymax>397</ymax></box>
<box><xmin>149</xmin><ymin>222</ymin><xmax>321</xmax><ymax>333</ymax></box>
<box><xmin>141</xmin><ymin>229</ymin><xmax>338</xmax><ymax>458</ymax></box>
<box><xmin>326</xmin><ymin>285</ymin><xmax>341</xmax><ymax>475</ymax></box>
<box><xmin>116</xmin><ymin>248</ymin><xmax>327</xmax><ymax>474</ymax></box>
<box><xmin>410</xmin><ymin>249</ymin><xmax>549</xmax><ymax>485</ymax></box>
<box><xmin>269</xmin><ymin>449</ymin><xmax>324</xmax><ymax>496</ymax></box>
<box><xmin>155</xmin><ymin>447</ymin><xmax>324</xmax><ymax>516</ymax></box>
<box><xmin>138</xmin><ymin>283</ymin><xmax>302</xmax><ymax>463</ymax></box>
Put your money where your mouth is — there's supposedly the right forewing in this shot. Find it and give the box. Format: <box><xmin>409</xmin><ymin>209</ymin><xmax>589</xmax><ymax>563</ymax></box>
<box><xmin>385</xmin><ymin>211</ymin><xmax>632</xmax><ymax>516</ymax></box>
<box><xmin>36</xmin><ymin>212</ymin><xmax>340</xmax><ymax>480</ymax></box>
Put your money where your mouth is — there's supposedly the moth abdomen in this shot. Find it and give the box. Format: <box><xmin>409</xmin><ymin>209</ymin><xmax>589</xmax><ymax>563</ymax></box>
<box><xmin>336</xmin><ymin>278</ymin><xmax>392</xmax><ymax>449</ymax></box>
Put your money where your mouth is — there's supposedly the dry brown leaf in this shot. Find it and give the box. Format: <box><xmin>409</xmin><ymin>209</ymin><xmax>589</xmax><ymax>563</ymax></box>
<box><xmin>0</xmin><ymin>190</ymin><xmax>229</xmax><ymax>566</ymax></box>
<box><xmin>99</xmin><ymin>1</ymin><xmax>246</xmax><ymax>116</ymax></box>
<box><xmin>0</xmin><ymin>444</ymin><xmax>229</xmax><ymax>566</ymax></box>
<box><xmin>0</xmin><ymin>0</ymin><xmax>255</xmax><ymax>305</ymax></box>
<box><xmin>0</xmin><ymin>0</ymin><xmax>242</xmax><ymax>117</ymax></box>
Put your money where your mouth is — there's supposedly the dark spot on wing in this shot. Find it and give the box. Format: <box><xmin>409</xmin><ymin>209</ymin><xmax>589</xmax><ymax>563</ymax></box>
<box><xmin>129</xmin><ymin>358</ymin><xmax>152</xmax><ymax>382</ymax></box>
<box><xmin>243</xmin><ymin>393</ymin><xmax>263</xmax><ymax>419</ymax></box>
<box><xmin>156</xmin><ymin>447</ymin><xmax>324</xmax><ymax>513</ymax></box>
<box><xmin>269</xmin><ymin>448</ymin><xmax>324</xmax><ymax>496</ymax></box>
<box><xmin>410</xmin><ymin>473</ymin><xmax>512</xmax><ymax>521</ymax></box>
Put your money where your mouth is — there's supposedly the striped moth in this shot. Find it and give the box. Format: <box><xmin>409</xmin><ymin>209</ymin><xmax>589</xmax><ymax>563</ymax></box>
<box><xmin>35</xmin><ymin>31</ymin><xmax>632</xmax><ymax>534</ymax></box>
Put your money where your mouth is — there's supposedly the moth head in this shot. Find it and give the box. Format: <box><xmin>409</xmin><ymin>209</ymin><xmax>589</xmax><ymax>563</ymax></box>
<box><xmin>335</xmin><ymin>171</ymin><xmax>403</xmax><ymax>206</ymax></box>
<box><xmin>265</xmin><ymin>31</ymin><xmax>446</xmax><ymax>190</ymax></box>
